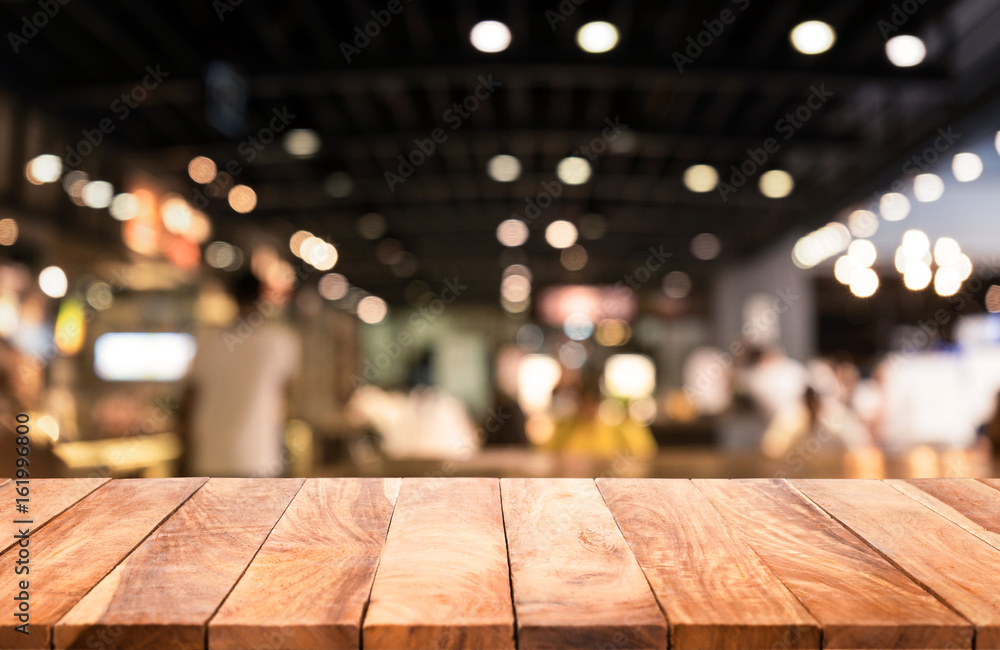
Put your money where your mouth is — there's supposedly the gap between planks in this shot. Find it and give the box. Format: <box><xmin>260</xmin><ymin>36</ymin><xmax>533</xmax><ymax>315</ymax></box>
<box><xmin>201</xmin><ymin>479</ymin><xmax>308</xmax><ymax>650</ymax></box>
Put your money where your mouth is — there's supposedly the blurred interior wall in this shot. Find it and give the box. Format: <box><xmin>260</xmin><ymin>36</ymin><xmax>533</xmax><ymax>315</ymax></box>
<box><xmin>714</xmin><ymin>232</ymin><xmax>817</xmax><ymax>361</ymax></box>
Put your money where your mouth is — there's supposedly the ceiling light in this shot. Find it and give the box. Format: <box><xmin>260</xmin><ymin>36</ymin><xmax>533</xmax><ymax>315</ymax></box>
<box><xmin>39</xmin><ymin>266</ymin><xmax>68</xmax><ymax>298</ymax></box>
<box><xmin>894</xmin><ymin>247</ymin><xmax>908</xmax><ymax>273</ymax></box>
<box><xmin>470</xmin><ymin>20</ymin><xmax>511</xmax><ymax>53</ymax></box>
<box><xmin>901</xmin><ymin>230</ymin><xmax>930</xmax><ymax>259</ymax></box>
<box><xmin>503</xmin><ymin>264</ymin><xmax>532</xmax><ymax>282</ymax></box>
<box><xmin>500</xmin><ymin>275</ymin><xmax>532</xmax><ymax>302</ymax></box>
<box><xmin>683</xmin><ymin>165</ymin><xmax>719</xmax><ymax>192</ymax></box>
<box><xmin>847</xmin><ymin>239</ymin><xmax>877</xmax><ymax>268</ymax></box>
<box><xmin>283</xmin><ymin>129</ymin><xmax>321</xmax><ymax>158</ymax></box>
<box><xmin>577</xmin><ymin>21</ymin><xmax>619</xmax><ymax>53</ymax></box>
<box><xmin>161</xmin><ymin>195</ymin><xmax>192</xmax><ymax>235</ymax></box>
<box><xmin>560</xmin><ymin>245</ymin><xmax>588</xmax><ymax>270</ymax></box>
<box><xmin>952</xmin><ymin>153</ymin><xmax>983</xmax><ymax>182</ymax></box>
<box><xmin>790</xmin><ymin>21</ymin><xmax>836</xmax><ymax>55</ymax></box>
<box><xmin>300</xmin><ymin>236</ymin><xmax>325</xmax><ymax>263</ymax></box>
<box><xmin>228</xmin><ymin>185</ymin><xmax>257</xmax><ymax>213</ymax></box>
<box><xmin>357</xmin><ymin>296</ymin><xmax>388</xmax><ymax>324</ymax></box>
<box><xmin>187</xmin><ymin>211</ymin><xmax>212</xmax><ymax>244</ymax></box>
<box><xmin>663</xmin><ymin>271</ymin><xmax>692</xmax><ymax>299</ymax></box>
<box><xmin>849</xmin><ymin>268</ymin><xmax>879</xmax><ymax>298</ymax></box>
<box><xmin>886</xmin><ymin>35</ymin><xmax>926</xmax><ymax>67</ymax></box>
<box><xmin>545</xmin><ymin>220</ymin><xmax>578</xmax><ymax>249</ymax></box>
<box><xmin>913</xmin><ymin>173</ymin><xmax>944</xmax><ymax>202</ymax></box>
<box><xmin>933</xmin><ymin>237</ymin><xmax>961</xmax><ymax>266</ymax></box>
<box><xmin>556</xmin><ymin>156</ymin><xmax>591</xmax><ymax>185</ymax></box>
<box><xmin>986</xmin><ymin>286</ymin><xmax>1000</xmax><ymax>313</ymax></box>
<box><xmin>759</xmin><ymin>170</ymin><xmax>794</xmax><ymax>198</ymax></box>
<box><xmin>904</xmin><ymin>262</ymin><xmax>932</xmax><ymax>291</ymax></box>
<box><xmin>81</xmin><ymin>181</ymin><xmax>114</xmax><ymax>208</ymax></box>
<box><xmin>497</xmin><ymin>219</ymin><xmax>529</xmax><ymax>247</ymax></box>
<box><xmin>951</xmin><ymin>253</ymin><xmax>973</xmax><ymax>281</ymax></box>
<box><xmin>0</xmin><ymin>219</ymin><xmax>17</xmax><ymax>246</ymax></box>
<box><xmin>691</xmin><ymin>233</ymin><xmax>721</xmax><ymax>260</ymax></box>
<box><xmin>205</xmin><ymin>241</ymin><xmax>241</xmax><ymax>270</ymax></box>
<box><xmin>487</xmin><ymin>154</ymin><xmax>521</xmax><ymax>182</ymax></box>
<box><xmin>792</xmin><ymin>237</ymin><xmax>823</xmax><ymax>269</ymax></box>
<box><xmin>879</xmin><ymin>192</ymin><xmax>910</xmax><ymax>221</ymax></box>
<box><xmin>834</xmin><ymin>256</ymin><xmax>856</xmax><ymax>284</ymax></box>
<box><xmin>86</xmin><ymin>282</ymin><xmax>113</xmax><ymax>310</ymax></box>
<box><xmin>187</xmin><ymin>156</ymin><xmax>217</xmax><ymax>184</ymax></box>
<box><xmin>934</xmin><ymin>266</ymin><xmax>962</xmax><ymax>296</ymax></box>
<box><xmin>319</xmin><ymin>273</ymin><xmax>349</xmax><ymax>301</ymax></box>
<box><xmin>289</xmin><ymin>230</ymin><xmax>313</xmax><ymax>257</ymax></box>
<box><xmin>308</xmin><ymin>243</ymin><xmax>338</xmax><ymax>271</ymax></box>
<box><xmin>26</xmin><ymin>154</ymin><xmax>62</xmax><ymax>184</ymax></box>
<box><xmin>848</xmin><ymin>210</ymin><xmax>879</xmax><ymax>238</ymax></box>
<box><xmin>109</xmin><ymin>193</ymin><xmax>140</xmax><ymax>221</ymax></box>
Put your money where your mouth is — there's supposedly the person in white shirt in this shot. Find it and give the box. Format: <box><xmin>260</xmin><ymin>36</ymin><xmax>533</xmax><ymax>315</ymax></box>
<box><xmin>183</xmin><ymin>274</ymin><xmax>300</xmax><ymax>477</ymax></box>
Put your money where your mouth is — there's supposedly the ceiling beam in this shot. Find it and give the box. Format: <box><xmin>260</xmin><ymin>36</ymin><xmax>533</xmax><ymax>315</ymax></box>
<box><xmin>48</xmin><ymin>63</ymin><xmax>951</xmax><ymax>109</ymax></box>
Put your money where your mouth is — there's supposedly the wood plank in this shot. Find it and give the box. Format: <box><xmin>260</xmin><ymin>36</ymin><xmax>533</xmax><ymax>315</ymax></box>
<box><xmin>54</xmin><ymin>478</ymin><xmax>304</xmax><ymax>650</ymax></box>
<box><xmin>209</xmin><ymin>478</ymin><xmax>402</xmax><ymax>650</ymax></box>
<box><xmin>0</xmin><ymin>477</ymin><xmax>206</xmax><ymax>649</ymax></box>
<box><xmin>889</xmin><ymin>479</ymin><xmax>1000</xmax><ymax>553</ymax></box>
<box><xmin>697</xmin><ymin>479</ymin><xmax>971</xmax><ymax>648</ymax></box>
<box><xmin>599</xmin><ymin>478</ymin><xmax>818</xmax><ymax>649</ymax></box>
<box><xmin>793</xmin><ymin>479</ymin><xmax>1000</xmax><ymax>648</ymax></box>
<box><xmin>502</xmin><ymin>478</ymin><xmax>667</xmax><ymax>650</ymax></box>
<box><xmin>0</xmin><ymin>478</ymin><xmax>109</xmax><ymax>554</ymax></box>
<box><xmin>362</xmin><ymin>478</ymin><xmax>514</xmax><ymax>650</ymax></box>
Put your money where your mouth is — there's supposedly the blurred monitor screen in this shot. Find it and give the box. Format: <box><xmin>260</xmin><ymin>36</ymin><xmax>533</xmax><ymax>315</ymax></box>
<box><xmin>94</xmin><ymin>333</ymin><xmax>196</xmax><ymax>382</ymax></box>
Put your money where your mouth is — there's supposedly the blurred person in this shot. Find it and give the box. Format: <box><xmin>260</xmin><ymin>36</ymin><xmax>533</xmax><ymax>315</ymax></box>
<box><xmin>545</xmin><ymin>372</ymin><xmax>656</xmax><ymax>459</ymax></box>
<box><xmin>682</xmin><ymin>346</ymin><xmax>734</xmax><ymax>417</ymax></box>
<box><xmin>979</xmin><ymin>390</ymin><xmax>1000</xmax><ymax>458</ymax></box>
<box><xmin>182</xmin><ymin>274</ymin><xmax>301</xmax><ymax>477</ymax></box>
<box><xmin>742</xmin><ymin>346</ymin><xmax>810</xmax><ymax>419</ymax></box>
<box><xmin>487</xmin><ymin>344</ymin><xmax>527</xmax><ymax>446</ymax></box>
<box><xmin>761</xmin><ymin>384</ymin><xmax>873</xmax><ymax>460</ymax></box>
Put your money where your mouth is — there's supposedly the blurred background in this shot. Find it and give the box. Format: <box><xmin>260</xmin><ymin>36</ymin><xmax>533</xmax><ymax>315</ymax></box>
<box><xmin>2</xmin><ymin>0</ymin><xmax>1000</xmax><ymax>480</ymax></box>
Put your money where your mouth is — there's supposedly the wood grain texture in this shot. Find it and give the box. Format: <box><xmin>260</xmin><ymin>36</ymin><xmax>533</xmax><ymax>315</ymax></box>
<box><xmin>0</xmin><ymin>478</ymin><xmax>108</xmax><ymax>554</ymax></box>
<box><xmin>982</xmin><ymin>479</ymin><xmax>1000</xmax><ymax>493</ymax></box>
<box><xmin>697</xmin><ymin>479</ymin><xmax>971</xmax><ymax>648</ymax></box>
<box><xmin>54</xmin><ymin>478</ymin><xmax>304</xmax><ymax>650</ymax></box>
<box><xmin>0</xmin><ymin>477</ymin><xmax>206</xmax><ymax>649</ymax></box>
<box><xmin>890</xmin><ymin>479</ymin><xmax>1000</xmax><ymax>553</ymax></box>
<box><xmin>362</xmin><ymin>477</ymin><xmax>515</xmax><ymax>650</ymax></box>
<box><xmin>599</xmin><ymin>479</ymin><xmax>818</xmax><ymax>649</ymax></box>
<box><xmin>503</xmin><ymin>478</ymin><xmax>667</xmax><ymax>650</ymax></box>
<box><xmin>793</xmin><ymin>479</ymin><xmax>1000</xmax><ymax>648</ymax></box>
<box><xmin>209</xmin><ymin>478</ymin><xmax>402</xmax><ymax>650</ymax></box>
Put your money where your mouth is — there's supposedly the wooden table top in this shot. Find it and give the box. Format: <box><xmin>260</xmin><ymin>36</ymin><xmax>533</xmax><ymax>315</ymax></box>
<box><xmin>6</xmin><ymin>478</ymin><xmax>1000</xmax><ymax>649</ymax></box>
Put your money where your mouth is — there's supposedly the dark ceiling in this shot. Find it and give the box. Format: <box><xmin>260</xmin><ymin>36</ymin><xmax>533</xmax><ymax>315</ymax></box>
<box><xmin>2</xmin><ymin>0</ymin><xmax>1000</xmax><ymax>302</ymax></box>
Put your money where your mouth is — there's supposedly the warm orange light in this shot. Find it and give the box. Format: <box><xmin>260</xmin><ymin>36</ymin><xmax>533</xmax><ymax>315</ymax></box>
<box><xmin>188</xmin><ymin>156</ymin><xmax>217</xmax><ymax>184</ymax></box>
<box><xmin>228</xmin><ymin>185</ymin><xmax>257</xmax><ymax>213</ymax></box>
